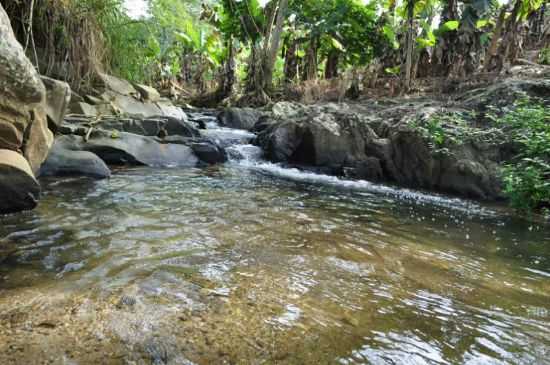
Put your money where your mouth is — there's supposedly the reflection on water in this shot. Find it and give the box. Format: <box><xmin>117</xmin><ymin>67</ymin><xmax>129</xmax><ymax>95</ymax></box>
<box><xmin>0</xmin><ymin>166</ymin><xmax>549</xmax><ymax>364</ymax></box>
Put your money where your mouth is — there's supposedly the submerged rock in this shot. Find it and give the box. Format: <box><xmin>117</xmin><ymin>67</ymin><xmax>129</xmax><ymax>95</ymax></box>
<box><xmin>0</xmin><ymin>149</ymin><xmax>41</xmax><ymax>214</ymax></box>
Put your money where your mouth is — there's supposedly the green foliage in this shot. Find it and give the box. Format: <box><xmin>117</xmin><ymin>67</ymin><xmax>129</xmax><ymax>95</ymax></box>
<box><xmin>288</xmin><ymin>0</ymin><xmax>384</xmax><ymax>66</ymax></box>
<box><xmin>382</xmin><ymin>24</ymin><xmax>400</xmax><ymax>49</ymax></box>
<box><xmin>101</xmin><ymin>0</ymin><xmax>224</xmax><ymax>84</ymax></box>
<box><xmin>410</xmin><ymin>115</ymin><xmax>447</xmax><ymax>148</ymax></box>
<box><xmin>494</xmin><ymin>100</ymin><xmax>550</xmax><ymax>212</ymax></box>
<box><xmin>503</xmin><ymin>159</ymin><xmax>550</xmax><ymax>212</ymax></box>
<box><xmin>384</xmin><ymin>65</ymin><xmax>401</xmax><ymax>75</ymax></box>
<box><xmin>440</xmin><ymin>20</ymin><xmax>460</xmax><ymax>32</ymax></box>
<box><xmin>411</xmin><ymin>110</ymin><xmax>507</xmax><ymax>158</ymax></box>
<box><xmin>539</xmin><ymin>48</ymin><xmax>550</xmax><ymax>65</ymax></box>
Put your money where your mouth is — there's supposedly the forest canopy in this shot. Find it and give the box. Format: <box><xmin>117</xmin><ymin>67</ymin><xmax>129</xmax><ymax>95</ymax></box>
<box><xmin>0</xmin><ymin>0</ymin><xmax>547</xmax><ymax>102</ymax></box>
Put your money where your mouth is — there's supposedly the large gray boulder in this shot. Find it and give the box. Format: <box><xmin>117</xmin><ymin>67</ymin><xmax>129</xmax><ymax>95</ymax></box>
<box><xmin>218</xmin><ymin>108</ymin><xmax>263</xmax><ymax>130</ymax></box>
<box><xmin>39</xmin><ymin>137</ymin><xmax>111</xmax><ymax>179</ymax></box>
<box><xmin>41</xmin><ymin>76</ymin><xmax>71</xmax><ymax>132</ymax></box>
<box><xmin>62</xmin><ymin>130</ymin><xmax>199</xmax><ymax>167</ymax></box>
<box><xmin>98</xmin><ymin>73</ymin><xmax>137</xmax><ymax>96</ymax></box>
<box><xmin>256</xmin><ymin>109</ymin><xmax>375</xmax><ymax>167</ymax></box>
<box><xmin>134</xmin><ymin>84</ymin><xmax>161</xmax><ymax>102</ymax></box>
<box><xmin>255</xmin><ymin>101</ymin><xmax>505</xmax><ymax>200</ymax></box>
<box><xmin>0</xmin><ymin>149</ymin><xmax>41</xmax><ymax>214</ymax></box>
<box><xmin>0</xmin><ymin>4</ymin><xmax>54</xmax><ymax>213</ymax></box>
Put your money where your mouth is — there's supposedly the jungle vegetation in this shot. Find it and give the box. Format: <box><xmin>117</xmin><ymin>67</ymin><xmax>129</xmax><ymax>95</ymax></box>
<box><xmin>1</xmin><ymin>0</ymin><xmax>547</xmax><ymax>101</ymax></box>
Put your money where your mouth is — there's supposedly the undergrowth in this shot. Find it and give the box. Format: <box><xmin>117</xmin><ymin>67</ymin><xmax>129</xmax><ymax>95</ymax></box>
<box><xmin>491</xmin><ymin>99</ymin><xmax>550</xmax><ymax>212</ymax></box>
<box><xmin>410</xmin><ymin>111</ymin><xmax>502</xmax><ymax>156</ymax></box>
<box><xmin>411</xmin><ymin>99</ymin><xmax>550</xmax><ymax>213</ymax></box>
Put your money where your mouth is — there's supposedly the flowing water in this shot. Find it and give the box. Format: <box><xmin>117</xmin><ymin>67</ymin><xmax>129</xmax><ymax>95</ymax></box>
<box><xmin>0</xmin><ymin>113</ymin><xmax>549</xmax><ymax>365</ymax></box>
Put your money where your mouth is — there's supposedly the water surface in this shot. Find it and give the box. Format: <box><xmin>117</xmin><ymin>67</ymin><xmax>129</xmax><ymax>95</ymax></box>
<box><xmin>0</xmin><ymin>164</ymin><xmax>549</xmax><ymax>364</ymax></box>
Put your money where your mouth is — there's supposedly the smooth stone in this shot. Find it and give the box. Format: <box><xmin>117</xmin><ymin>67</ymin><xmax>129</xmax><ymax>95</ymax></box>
<box><xmin>65</xmin><ymin>130</ymin><xmax>199</xmax><ymax>167</ymax></box>
<box><xmin>156</xmin><ymin>100</ymin><xmax>187</xmax><ymax>120</ymax></box>
<box><xmin>134</xmin><ymin>84</ymin><xmax>161</xmax><ymax>102</ymax></box>
<box><xmin>39</xmin><ymin>137</ymin><xmax>111</xmax><ymax>179</ymax></box>
<box><xmin>98</xmin><ymin>73</ymin><xmax>137</xmax><ymax>96</ymax></box>
<box><xmin>0</xmin><ymin>149</ymin><xmax>40</xmax><ymax>214</ymax></box>
<box><xmin>189</xmin><ymin>141</ymin><xmax>227</xmax><ymax>164</ymax></box>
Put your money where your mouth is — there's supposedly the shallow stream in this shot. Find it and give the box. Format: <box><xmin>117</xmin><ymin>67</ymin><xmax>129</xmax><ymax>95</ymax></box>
<box><xmin>0</xmin><ymin>114</ymin><xmax>549</xmax><ymax>364</ymax></box>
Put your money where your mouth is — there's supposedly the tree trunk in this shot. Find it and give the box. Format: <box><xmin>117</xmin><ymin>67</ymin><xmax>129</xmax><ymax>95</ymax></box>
<box><xmin>218</xmin><ymin>37</ymin><xmax>235</xmax><ymax>98</ymax></box>
<box><xmin>302</xmin><ymin>37</ymin><xmax>318</xmax><ymax>81</ymax></box>
<box><xmin>527</xmin><ymin>3</ymin><xmax>546</xmax><ymax>47</ymax></box>
<box><xmin>499</xmin><ymin>0</ymin><xmax>523</xmax><ymax>70</ymax></box>
<box><xmin>325</xmin><ymin>50</ymin><xmax>339</xmax><ymax>79</ymax></box>
<box><xmin>403</xmin><ymin>0</ymin><xmax>415</xmax><ymax>91</ymax></box>
<box><xmin>432</xmin><ymin>0</ymin><xmax>459</xmax><ymax>76</ymax></box>
<box><xmin>263</xmin><ymin>0</ymin><xmax>288</xmax><ymax>92</ymax></box>
<box><xmin>284</xmin><ymin>38</ymin><xmax>298</xmax><ymax>84</ymax></box>
<box><xmin>483</xmin><ymin>7</ymin><xmax>507</xmax><ymax>72</ymax></box>
<box><xmin>246</xmin><ymin>42</ymin><xmax>261</xmax><ymax>93</ymax></box>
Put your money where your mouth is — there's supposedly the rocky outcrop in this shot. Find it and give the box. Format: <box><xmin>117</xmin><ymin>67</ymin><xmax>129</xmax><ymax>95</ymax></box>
<box><xmin>77</xmin><ymin>130</ymin><xmax>199</xmax><ymax>167</ymax></box>
<box><xmin>0</xmin><ymin>4</ymin><xmax>61</xmax><ymax>213</ymax></box>
<box><xmin>254</xmin><ymin>92</ymin><xmax>530</xmax><ymax>200</ymax></box>
<box><xmin>459</xmin><ymin>79</ymin><xmax>550</xmax><ymax>111</ymax></box>
<box><xmin>89</xmin><ymin>116</ymin><xmax>200</xmax><ymax>138</ymax></box>
<box><xmin>41</xmin><ymin>111</ymin><xmax>228</xmax><ymax>176</ymax></box>
<box><xmin>69</xmin><ymin>74</ymin><xmax>187</xmax><ymax>121</ymax></box>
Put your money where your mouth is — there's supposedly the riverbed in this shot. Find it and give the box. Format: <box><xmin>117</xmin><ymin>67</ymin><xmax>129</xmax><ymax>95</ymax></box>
<box><xmin>0</xmin><ymin>119</ymin><xmax>549</xmax><ymax>364</ymax></box>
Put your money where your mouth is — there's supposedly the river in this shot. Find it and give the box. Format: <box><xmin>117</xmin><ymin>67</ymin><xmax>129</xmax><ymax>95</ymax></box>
<box><xmin>0</xmin><ymin>113</ymin><xmax>549</xmax><ymax>364</ymax></box>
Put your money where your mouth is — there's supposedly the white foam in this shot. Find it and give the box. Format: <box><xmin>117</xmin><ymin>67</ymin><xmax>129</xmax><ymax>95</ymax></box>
<box><xmin>226</xmin><ymin>144</ymin><xmax>264</xmax><ymax>162</ymax></box>
<box><xmin>232</xmin><ymin>157</ymin><xmax>492</xmax><ymax>214</ymax></box>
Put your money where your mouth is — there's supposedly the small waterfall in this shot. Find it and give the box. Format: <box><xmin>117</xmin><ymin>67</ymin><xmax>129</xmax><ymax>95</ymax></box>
<box><xmin>197</xmin><ymin>111</ymin><xmax>492</xmax><ymax>214</ymax></box>
<box><xmin>226</xmin><ymin>144</ymin><xmax>264</xmax><ymax>162</ymax></box>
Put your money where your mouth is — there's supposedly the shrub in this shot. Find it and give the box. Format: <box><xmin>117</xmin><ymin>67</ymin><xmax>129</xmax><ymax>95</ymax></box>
<box><xmin>495</xmin><ymin>100</ymin><xmax>550</xmax><ymax>212</ymax></box>
<box><xmin>539</xmin><ymin>48</ymin><xmax>550</xmax><ymax>65</ymax></box>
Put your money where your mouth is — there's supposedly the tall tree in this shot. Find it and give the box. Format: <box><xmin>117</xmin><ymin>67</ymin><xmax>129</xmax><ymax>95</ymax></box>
<box><xmin>404</xmin><ymin>0</ymin><xmax>415</xmax><ymax>90</ymax></box>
